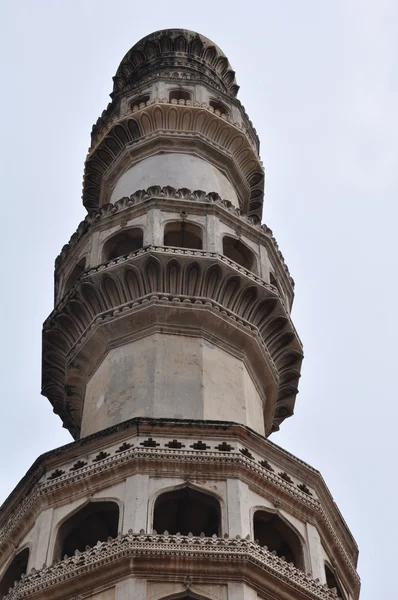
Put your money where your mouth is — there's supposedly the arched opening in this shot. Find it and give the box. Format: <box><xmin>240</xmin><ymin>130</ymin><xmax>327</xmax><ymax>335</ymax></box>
<box><xmin>253</xmin><ymin>510</ymin><xmax>304</xmax><ymax>570</ymax></box>
<box><xmin>325</xmin><ymin>564</ymin><xmax>345</xmax><ymax>599</ymax></box>
<box><xmin>0</xmin><ymin>548</ymin><xmax>29</xmax><ymax>598</ymax></box>
<box><xmin>54</xmin><ymin>501</ymin><xmax>119</xmax><ymax>561</ymax></box>
<box><xmin>153</xmin><ymin>487</ymin><xmax>221</xmax><ymax>536</ymax></box>
<box><xmin>130</xmin><ymin>94</ymin><xmax>150</xmax><ymax>110</ymax></box>
<box><xmin>209</xmin><ymin>99</ymin><xmax>229</xmax><ymax>116</ymax></box>
<box><xmin>103</xmin><ymin>228</ymin><xmax>144</xmax><ymax>262</ymax></box>
<box><xmin>223</xmin><ymin>236</ymin><xmax>257</xmax><ymax>273</ymax></box>
<box><xmin>64</xmin><ymin>258</ymin><xmax>86</xmax><ymax>294</ymax></box>
<box><xmin>169</xmin><ymin>89</ymin><xmax>192</xmax><ymax>103</ymax></box>
<box><xmin>164</xmin><ymin>222</ymin><xmax>202</xmax><ymax>250</ymax></box>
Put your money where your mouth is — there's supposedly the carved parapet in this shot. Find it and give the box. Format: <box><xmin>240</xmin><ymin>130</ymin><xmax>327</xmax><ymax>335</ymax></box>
<box><xmin>90</xmin><ymin>98</ymin><xmax>259</xmax><ymax>155</ymax></box>
<box><xmin>55</xmin><ymin>186</ymin><xmax>294</xmax><ymax>289</ymax></box>
<box><xmin>0</xmin><ymin>419</ymin><xmax>359</xmax><ymax>598</ymax></box>
<box><xmin>42</xmin><ymin>246</ymin><xmax>303</xmax><ymax>438</ymax></box>
<box><xmin>112</xmin><ymin>29</ymin><xmax>240</xmax><ymax>99</ymax></box>
<box><xmin>82</xmin><ymin>101</ymin><xmax>264</xmax><ymax>219</ymax></box>
<box><xmin>4</xmin><ymin>533</ymin><xmax>350</xmax><ymax>600</ymax></box>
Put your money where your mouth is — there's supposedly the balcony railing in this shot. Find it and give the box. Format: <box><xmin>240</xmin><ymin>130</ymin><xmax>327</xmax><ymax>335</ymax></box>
<box><xmin>5</xmin><ymin>533</ymin><xmax>341</xmax><ymax>600</ymax></box>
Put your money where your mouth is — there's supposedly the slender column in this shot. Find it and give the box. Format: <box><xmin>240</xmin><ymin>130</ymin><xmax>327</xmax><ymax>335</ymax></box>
<box><xmin>227</xmin><ymin>479</ymin><xmax>250</xmax><ymax>538</ymax></box>
<box><xmin>306</xmin><ymin>522</ymin><xmax>326</xmax><ymax>582</ymax></box>
<box><xmin>30</xmin><ymin>508</ymin><xmax>53</xmax><ymax>569</ymax></box>
<box><xmin>122</xmin><ymin>474</ymin><xmax>149</xmax><ymax>533</ymax></box>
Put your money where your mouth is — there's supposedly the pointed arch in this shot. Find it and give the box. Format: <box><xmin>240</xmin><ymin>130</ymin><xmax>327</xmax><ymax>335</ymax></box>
<box><xmin>53</xmin><ymin>500</ymin><xmax>120</xmax><ymax>562</ymax></box>
<box><xmin>234</xmin><ymin>286</ymin><xmax>258</xmax><ymax>319</ymax></box>
<box><xmin>55</xmin><ymin>314</ymin><xmax>80</xmax><ymax>344</ymax></box>
<box><xmin>184</xmin><ymin>262</ymin><xmax>201</xmax><ymax>297</ymax></box>
<box><xmin>0</xmin><ymin>547</ymin><xmax>29</xmax><ymax>598</ymax></box>
<box><xmin>253</xmin><ymin>508</ymin><xmax>304</xmax><ymax>571</ymax></box>
<box><xmin>166</xmin><ymin>259</ymin><xmax>182</xmax><ymax>295</ymax></box>
<box><xmin>67</xmin><ymin>299</ymin><xmax>92</xmax><ymax>332</ymax></box>
<box><xmin>251</xmin><ymin>298</ymin><xmax>278</xmax><ymax>330</ymax></box>
<box><xmin>202</xmin><ymin>264</ymin><xmax>222</xmax><ymax>299</ymax></box>
<box><xmin>153</xmin><ymin>485</ymin><xmax>221</xmax><ymax>537</ymax></box>
<box><xmin>325</xmin><ymin>563</ymin><xmax>345</xmax><ymax>599</ymax></box>
<box><xmin>80</xmin><ymin>281</ymin><xmax>106</xmax><ymax>314</ymax></box>
<box><xmin>222</xmin><ymin>235</ymin><xmax>257</xmax><ymax>274</ymax></box>
<box><xmin>101</xmin><ymin>275</ymin><xmax>124</xmax><ymax>308</ymax></box>
<box><xmin>102</xmin><ymin>227</ymin><xmax>144</xmax><ymax>262</ymax></box>
<box><xmin>144</xmin><ymin>257</ymin><xmax>162</xmax><ymax>294</ymax></box>
<box><xmin>124</xmin><ymin>266</ymin><xmax>143</xmax><ymax>300</ymax></box>
<box><xmin>218</xmin><ymin>275</ymin><xmax>241</xmax><ymax>308</ymax></box>
<box><xmin>164</xmin><ymin>221</ymin><xmax>203</xmax><ymax>250</ymax></box>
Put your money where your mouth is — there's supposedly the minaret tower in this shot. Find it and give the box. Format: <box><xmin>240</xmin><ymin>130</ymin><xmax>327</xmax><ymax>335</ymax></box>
<box><xmin>0</xmin><ymin>30</ymin><xmax>359</xmax><ymax>600</ymax></box>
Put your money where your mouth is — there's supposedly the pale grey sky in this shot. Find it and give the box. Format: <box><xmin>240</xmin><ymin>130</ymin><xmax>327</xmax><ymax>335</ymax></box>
<box><xmin>1</xmin><ymin>1</ymin><xmax>397</xmax><ymax>598</ymax></box>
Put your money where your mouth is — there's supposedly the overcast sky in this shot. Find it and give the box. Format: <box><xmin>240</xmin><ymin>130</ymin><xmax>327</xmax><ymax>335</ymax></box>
<box><xmin>0</xmin><ymin>1</ymin><xmax>397</xmax><ymax>598</ymax></box>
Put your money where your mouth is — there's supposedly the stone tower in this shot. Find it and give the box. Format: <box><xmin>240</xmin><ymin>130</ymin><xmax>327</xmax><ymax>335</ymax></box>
<box><xmin>0</xmin><ymin>29</ymin><xmax>359</xmax><ymax>600</ymax></box>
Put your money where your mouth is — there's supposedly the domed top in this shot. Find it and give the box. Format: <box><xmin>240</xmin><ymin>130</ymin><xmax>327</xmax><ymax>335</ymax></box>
<box><xmin>112</xmin><ymin>29</ymin><xmax>239</xmax><ymax>99</ymax></box>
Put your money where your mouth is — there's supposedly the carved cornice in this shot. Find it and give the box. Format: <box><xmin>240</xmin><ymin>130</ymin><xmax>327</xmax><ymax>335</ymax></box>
<box><xmin>82</xmin><ymin>102</ymin><xmax>264</xmax><ymax>219</ymax></box>
<box><xmin>0</xmin><ymin>419</ymin><xmax>359</xmax><ymax>591</ymax></box>
<box><xmin>112</xmin><ymin>29</ymin><xmax>239</xmax><ymax>99</ymax></box>
<box><xmin>42</xmin><ymin>247</ymin><xmax>303</xmax><ymax>437</ymax></box>
<box><xmin>90</xmin><ymin>98</ymin><xmax>259</xmax><ymax>155</ymax></box>
<box><xmin>4</xmin><ymin>533</ymin><xmax>351</xmax><ymax>600</ymax></box>
<box><xmin>55</xmin><ymin>186</ymin><xmax>294</xmax><ymax>289</ymax></box>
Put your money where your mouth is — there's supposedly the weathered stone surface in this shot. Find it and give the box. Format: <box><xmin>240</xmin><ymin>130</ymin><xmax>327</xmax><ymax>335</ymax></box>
<box><xmin>1</xmin><ymin>28</ymin><xmax>359</xmax><ymax>600</ymax></box>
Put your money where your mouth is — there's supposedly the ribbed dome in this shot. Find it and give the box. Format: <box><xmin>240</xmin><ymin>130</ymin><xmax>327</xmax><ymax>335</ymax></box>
<box><xmin>112</xmin><ymin>28</ymin><xmax>239</xmax><ymax>98</ymax></box>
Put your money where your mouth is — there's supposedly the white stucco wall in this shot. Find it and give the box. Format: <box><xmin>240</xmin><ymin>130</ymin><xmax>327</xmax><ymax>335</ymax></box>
<box><xmin>109</xmin><ymin>154</ymin><xmax>239</xmax><ymax>207</ymax></box>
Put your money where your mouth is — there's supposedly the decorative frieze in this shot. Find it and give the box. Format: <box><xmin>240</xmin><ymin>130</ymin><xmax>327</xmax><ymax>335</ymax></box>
<box><xmin>82</xmin><ymin>102</ymin><xmax>264</xmax><ymax>219</ymax></box>
<box><xmin>42</xmin><ymin>245</ymin><xmax>302</xmax><ymax>438</ymax></box>
<box><xmin>0</xmin><ymin>425</ymin><xmax>358</xmax><ymax>589</ymax></box>
<box><xmin>4</xmin><ymin>533</ymin><xmax>344</xmax><ymax>600</ymax></box>
<box><xmin>54</xmin><ymin>185</ymin><xmax>295</xmax><ymax>291</ymax></box>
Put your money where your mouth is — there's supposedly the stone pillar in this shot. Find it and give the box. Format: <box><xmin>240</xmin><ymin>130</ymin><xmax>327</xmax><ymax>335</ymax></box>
<box><xmin>306</xmin><ymin>522</ymin><xmax>325</xmax><ymax>581</ymax></box>
<box><xmin>30</xmin><ymin>508</ymin><xmax>53</xmax><ymax>569</ymax></box>
<box><xmin>227</xmin><ymin>479</ymin><xmax>250</xmax><ymax>538</ymax></box>
<box><xmin>122</xmin><ymin>474</ymin><xmax>149</xmax><ymax>533</ymax></box>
